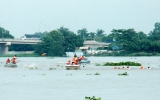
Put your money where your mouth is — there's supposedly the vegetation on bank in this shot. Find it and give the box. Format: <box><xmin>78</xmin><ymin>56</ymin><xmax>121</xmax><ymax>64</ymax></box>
<box><xmin>118</xmin><ymin>72</ymin><xmax>128</xmax><ymax>76</ymax></box>
<box><xmin>95</xmin><ymin>61</ymin><xmax>141</xmax><ymax>66</ymax></box>
<box><xmin>85</xmin><ymin>96</ymin><xmax>101</xmax><ymax>100</ymax></box>
<box><xmin>103</xmin><ymin>61</ymin><xmax>141</xmax><ymax>66</ymax></box>
<box><xmin>0</xmin><ymin>53</ymin><xmax>40</xmax><ymax>57</ymax></box>
<box><xmin>1</xmin><ymin>22</ymin><xmax>160</xmax><ymax>57</ymax></box>
<box><xmin>90</xmin><ymin>52</ymin><xmax>160</xmax><ymax>57</ymax></box>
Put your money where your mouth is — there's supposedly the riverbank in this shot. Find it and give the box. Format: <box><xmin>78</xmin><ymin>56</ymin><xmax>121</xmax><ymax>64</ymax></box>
<box><xmin>0</xmin><ymin>53</ymin><xmax>40</xmax><ymax>57</ymax></box>
<box><xmin>1</xmin><ymin>51</ymin><xmax>160</xmax><ymax>57</ymax></box>
<box><xmin>89</xmin><ymin>52</ymin><xmax>160</xmax><ymax>57</ymax></box>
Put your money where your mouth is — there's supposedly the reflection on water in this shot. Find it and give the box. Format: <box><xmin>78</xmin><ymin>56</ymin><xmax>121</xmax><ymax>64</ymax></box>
<box><xmin>0</xmin><ymin>57</ymin><xmax>160</xmax><ymax>100</ymax></box>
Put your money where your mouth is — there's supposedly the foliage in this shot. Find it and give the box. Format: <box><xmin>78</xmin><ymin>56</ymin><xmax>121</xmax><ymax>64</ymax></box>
<box><xmin>96</xmin><ymin>29</ymin><xmax>104</xmax><ymax>37</ymax></box>
<box><xmin>95</xmin><ymin>63</ymin><xmax>101</xmax><ymax>66</ymax></box>
<box><xmin>59</xmin><ymin>27</ymin><xmax>83</xmax><ymax>52</ymax></box>
<box><xmin>0</xmin><ymin>53</ymin><xmax>40</xmax><ymax>57</ymax></box>
<box><xmin>148</xmin><ymin>22</ymin><xmax>160</xmax><ymax>41</ymax></box>
<box><xmin>49</xmin><ymin>67</ymin><xmax>56</xmax><ymax>70</ymax></box>
<box><xmin>0</xmin><ymin>27</ymin><xmax>14</xmax><ymax>38</ymax></box>
<box><xmin>4</xmin><ymin>22</ymin><xmax>160</xmax><ymax>57</ymax></box>
<box><xmin>35</xmin><ymin>30</ymin><xmax>65</xmax><ymax>56</ymax></box>
<box><xmin>118</xmin><ymin>72</ymin><xmax>128</xmax><ymax>76</ymax></box>
<box><xmin>34</xmin><ymin>27</ymin><xmax>83</xmax><ymax>56</ymax></box>
<box><xmin>77</xmin><ymin>28</ymin><xmax>106</xmax><ymax>41</ymax></box>
<box><xmin>85</xmin><ymin>96</ymin><xmax>101</xmax><ymax>100</ymax></box>
<box><xmin>94</xmin><ymin>72</ymin><xmax>100</xmax><ymax>75</ymax></box>
<box><xmin>106</xmin><ymin>24</ymin><xmax>160</xmax><ymax>54</ymax></box>
<box><xmin>9</xmin><ymin>44</ymin><xmax>36</xmax><ymax>51</ymax></box>
<box><xmin>77</xmin><ymin>28</ymin><xmax>88</xmax><ymax>40</ymax></box>
<box><xmin>103</xmin><ymin>61</ymin><xmax>141</xmax><ymax>66</ymax></box>
<box><xmin>34</xmin><ymin>31</ymin><xmax>48</xmax><ymax>38</ymax></box>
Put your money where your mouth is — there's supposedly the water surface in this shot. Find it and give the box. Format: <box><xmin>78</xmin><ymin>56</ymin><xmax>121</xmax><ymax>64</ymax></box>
<box><xmin>0</xmin><ymin>57</ymin><xmax>160</xmax><ymax>100</ymax></box>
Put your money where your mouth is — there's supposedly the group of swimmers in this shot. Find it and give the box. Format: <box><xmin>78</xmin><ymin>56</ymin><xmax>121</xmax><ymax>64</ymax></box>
<box><xmin>67</xmin><ymin>55</ymin><xmax>85</xmax><ymax>65</ymax></box>
<box><xmin>6</xmin><ymin>55</ymin><xmax>17</xmax><ymax>64</ymax></box>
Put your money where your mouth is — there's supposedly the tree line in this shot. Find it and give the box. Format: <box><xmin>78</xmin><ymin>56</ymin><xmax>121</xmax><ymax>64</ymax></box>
<box><xmin>1</xmin><ymin>22</ymin><xmax>160</xmax><ymax>56</ymax></box>
<box><xmin>106</xmin><ymin>22</ymin><xmax>160</xmax><ymax>54</ymax></box>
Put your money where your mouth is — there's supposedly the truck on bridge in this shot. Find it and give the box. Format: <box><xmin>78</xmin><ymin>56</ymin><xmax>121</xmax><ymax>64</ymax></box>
<box><xmin>21</xmin><ymin>34</ymin><xmax>40</xmax><ymax>40</ymax></box>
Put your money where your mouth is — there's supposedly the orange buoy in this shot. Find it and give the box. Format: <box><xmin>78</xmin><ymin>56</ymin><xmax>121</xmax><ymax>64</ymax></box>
<box><xmin>114</xmin><ymin>66</ymin><xmax>117</xmax><ymax>69</ymax></box>
<box><xmin>121</xmin><ymin>66</ymin><xmax>124</xmax><ymax>69</ymax></box>
<box><xmin>140</xmin><ymin>66</ymin><xmax>144</xmax><ymax>69</ymax></box>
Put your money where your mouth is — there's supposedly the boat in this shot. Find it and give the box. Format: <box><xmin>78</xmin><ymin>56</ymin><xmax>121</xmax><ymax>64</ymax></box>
<box><xmin>65</xmin><ymin>64</ymin><xmax>80</xmax><ymax>70</ymax></box>
<box><xmin>4</xmin><ymin>63</ymin><xmax>17</xmax><ymax>67</ymax></box>
<box><xmin>79</xmin><ymin>58</ymin><xmax>90</xmax><ymax>64</ymax></box>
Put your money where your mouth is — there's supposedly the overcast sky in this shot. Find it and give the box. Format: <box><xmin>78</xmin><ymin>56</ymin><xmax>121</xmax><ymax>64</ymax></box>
<box><xmin>0</xmin><ymin>0</ymin><xmax>160</xmax><ymax>38</ymax></box>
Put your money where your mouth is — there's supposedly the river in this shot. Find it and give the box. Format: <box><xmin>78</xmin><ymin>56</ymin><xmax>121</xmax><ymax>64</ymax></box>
<box><xmin>0</xmin><ymin>56</ymin><xmax>160</xmax><ymax>100</ymax></box>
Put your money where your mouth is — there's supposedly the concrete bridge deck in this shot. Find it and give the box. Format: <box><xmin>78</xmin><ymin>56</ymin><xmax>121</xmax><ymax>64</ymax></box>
<box><xmin>0</xmin><ymin>39</ymin><xmax>109</xmax><ymax>54</ymax></box>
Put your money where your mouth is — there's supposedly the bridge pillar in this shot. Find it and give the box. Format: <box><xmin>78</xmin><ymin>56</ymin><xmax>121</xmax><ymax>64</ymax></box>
<box><xmin>0</xmin><ymin>42</ymin><xmax>11</xmax><ymax>54</ymax></box>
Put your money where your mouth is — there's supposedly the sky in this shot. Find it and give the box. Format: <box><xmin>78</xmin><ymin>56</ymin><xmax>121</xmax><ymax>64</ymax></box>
<box><xmin>0</xmin><ymin>0</ymin><xmax>160</xmax><ymax>38</ymax></box>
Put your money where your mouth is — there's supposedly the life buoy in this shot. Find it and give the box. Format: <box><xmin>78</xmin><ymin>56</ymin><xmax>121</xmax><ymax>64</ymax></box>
<box><xmin>140</xmin><ymin>66</ymin><xmax>144</xmax><ymax>69</ymax></box>
<box><xmin>114</xmin><ymin>66</ymin><xmax>117</xmax><ymax>69</ymax></box>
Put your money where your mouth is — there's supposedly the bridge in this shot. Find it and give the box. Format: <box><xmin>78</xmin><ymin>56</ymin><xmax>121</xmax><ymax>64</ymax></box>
<box><xmin>0</xmin><ymin>39</ymin><xmax>109</xmax><ymax>54</ymax></box>
<box><xmin>0</xmin><ymin>39</ymin><xmax>40</xmax><ymax>54</ymax></box>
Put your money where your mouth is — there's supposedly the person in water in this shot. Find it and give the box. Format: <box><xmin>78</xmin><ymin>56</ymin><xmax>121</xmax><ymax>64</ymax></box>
<box><xmin>6</xmin><ymin>58</ymin><xmax>10</xmax><ymax>64</ymax></box>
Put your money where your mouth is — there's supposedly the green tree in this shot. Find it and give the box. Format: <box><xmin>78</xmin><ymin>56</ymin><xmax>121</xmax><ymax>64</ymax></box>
<box><xmin>35</xmin><ymin>30</ymin><xmax>65</xmax><ymax>56</ymax></box>
<box><xmin>59</xmin><ymin>27</ymin><xmax>83</xmax><ymax>52</ymax></box>
<box><xmin>77</xmin><ymin>28</ymin><xmax>88</xmax><ymax>40</ymax></box>
<box><xmin>148</xmin><ymin>22</ymin><xmax>160</xmax><ymax>41</ymax></box>
<box><xmin>96</xmin><ymin>29</ymin><xmax>104</xmax><ymax>37</ymax></box>
<box><xmin>0</xmin><ymin>27</ymin><xmax>14</xmax><ymax>38</ymax></box>
<box><xmin>109</xmin><ymin>29</ymin><xmax>139</xmax><ymax>53</ymax></box>
<box><xmin>34</xmin><ymin>31</ymin><xmax>48</xmax><ymax>38</ymax></box>
<box><xmin>137</xmin><ymin>31</ymin><xmax>147</xmax><ymax>40</ymax></box>
<box><xmin>9</xmin><ymin>44</ymin><xmax>35</xmax><ymax>51</ymax></box>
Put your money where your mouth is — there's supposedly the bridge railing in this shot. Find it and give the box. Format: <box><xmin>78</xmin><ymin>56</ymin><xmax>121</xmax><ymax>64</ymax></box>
<box><xmin>0</xmin><ymin>38</ymin><xmax>41</xmax><ymax>41</ymax></box>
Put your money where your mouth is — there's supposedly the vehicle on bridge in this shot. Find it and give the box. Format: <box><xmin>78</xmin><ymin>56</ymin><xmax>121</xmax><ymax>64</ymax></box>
<box><xmin>21</xmin><ymin>34</ymin><xmax>40</xmax><ymax>40</ymax></box>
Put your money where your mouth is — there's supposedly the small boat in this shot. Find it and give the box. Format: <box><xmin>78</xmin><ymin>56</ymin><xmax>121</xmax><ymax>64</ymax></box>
<box><xmin>79</xmin><ymin>58</ymin><xmax>90</xmax><ymax>64</ymax></box>
<box><xmin>65</xmin><ymin>64</ymin><xmax>80</xmax><ymax>70</ymax></box>
<box><xmin>4</xmin><ymin>63</ymin><xmax>17</xmax><ymax>67</ymax></box>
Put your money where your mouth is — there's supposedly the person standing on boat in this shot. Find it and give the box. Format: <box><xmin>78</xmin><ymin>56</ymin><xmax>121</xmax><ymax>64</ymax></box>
<box><xmin>80</xmin><ymin>55</ymin><xmax>85</xmax><ymax>60</ymax></box>
<box><xmin>74</xmin><ymin>57</ymin><xmax>80</xmax><ymax>65</ymax></box>
<box><xmin>12</xmin><ymin>55</ymin><xmax>17</xmax><ymax>64</ymax></box>
<box><xmin>72</xmin><ymin>55</ymin><xmax>77</xmax><ymax>65</ymax></box>
<box><xmin>67</xmin><ymin>60</ymin><xmax>71</xmax><ymax>65</ymax></box>
<box><xmin>6</xmin><ymin>58</ymin><xmax>10</xmax><ymax>64</ymax></box>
